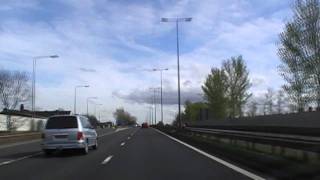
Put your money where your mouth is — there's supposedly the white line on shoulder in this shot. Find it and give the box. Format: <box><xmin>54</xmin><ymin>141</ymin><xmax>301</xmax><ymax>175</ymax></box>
<box><xmin>154</xmin><ymin>128</ymin><xmax>265</xmax><ymax>180</ymax></box>
<box><xmin>0</xmin><ymin>152</ymin><xmax>42</xmax><ymax>167</ymax></box>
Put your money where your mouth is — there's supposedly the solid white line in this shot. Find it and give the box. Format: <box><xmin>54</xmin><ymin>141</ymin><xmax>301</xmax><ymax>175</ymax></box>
<box><xmin>98</xmin><ymin>131</ymin><xmax>115</xmax><ymax>138</ymax></box>
<box><xmin>115</xmin><ymin>127</ymin><xmax>129</xmax><ymax>132</ymax></box>
<box><xmin>0</xmin><ymin>152</ymin><xmax>42</xmax><ymax>167</ymax></box>
<box><xmin>0</xmin><ymin>139</ymin><xmax>41</xmax><ymax>150</ymax></box>
<box><xmin>101</xmin><ymin>155</ymin><xmax>113</xmax><ymax>165</ymax></box>
<box><xmin>154</xmin><ymin>128</ymin><xmax>265</xmax><ymax>180</ymax></box>
<box><xmin>120</xmin><ymin>142</ymin><xmax>125</xmax><ymax>146</ymax></box>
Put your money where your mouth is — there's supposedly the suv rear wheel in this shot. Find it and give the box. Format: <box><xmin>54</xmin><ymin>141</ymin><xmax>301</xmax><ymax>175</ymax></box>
<box><xmin>81</xmin><ymin>143</ymin><xmax>89</xmax><ymax>154</ymax></box>
<box><xmin>43</xmin><ymin>149</ymin><xmax>53</xmax><ymax>156</ymax></box>
<box><xmin>92</xmin><ymin>139</ymin><xmax>98</xmax><ymax>150</ymax></box>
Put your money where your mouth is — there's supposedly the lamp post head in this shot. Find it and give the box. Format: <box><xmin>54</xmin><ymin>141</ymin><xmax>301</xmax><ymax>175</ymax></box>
<box><xmin>184</xmin><ymin>17</ymin><xmax>192</xmax><ymax>22</ymax></box>
<box><xmin>161</xmin><ymin>18</ymin><xmax>169</xmax><ymax>22</ymax></box>
<box><xmin>50</xmin><ymin>55</ymin><xmax>59</xmax><ymax>58</ymax></box>
<box><xmin>88</xmin><ymin>97</ymin><xmax>98</xmax><ymax>100</ymax></box>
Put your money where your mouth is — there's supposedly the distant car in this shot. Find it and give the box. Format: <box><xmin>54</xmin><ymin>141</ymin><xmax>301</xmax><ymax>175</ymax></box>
<box><xmin>41</xmin><ymin>115</ymin><xmax>98</xmax><ymax>155</ymax></box>
<box><xmin>141</xmin><ymin>122</ymin><xmax>149</xmax><ymax>128</ymax></box>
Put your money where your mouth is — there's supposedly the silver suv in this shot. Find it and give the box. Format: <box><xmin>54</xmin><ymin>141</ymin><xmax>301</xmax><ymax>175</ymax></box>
<box><xmin>42</xmin><ymin>115</ymin><xmax>98</xmax><ymax>155</ymax></box>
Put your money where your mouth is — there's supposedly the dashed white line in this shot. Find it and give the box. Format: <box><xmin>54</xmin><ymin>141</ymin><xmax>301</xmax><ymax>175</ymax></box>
<box><xmin>127</xmin><ymin>137</ymin><xmax>131</xmax><ymax>140</ymax></box>
<box><xmin>120</xmin><ymin>142</ymin><xmax>125</xmax><ymax>146</ymax></box>
<box><xmin>0</xmin><ymin>152</ymin><xmax>42</xmax><ymax>167</ymax></box>
<box><xmin>154</xmin><ymin>128</ymin><xmax>265</xmax><ymax>180</ymax></box>
<box><xmin>101</xmin><ymin>155</ymin><xmax>113</xmax><ymax>165</ymax></box>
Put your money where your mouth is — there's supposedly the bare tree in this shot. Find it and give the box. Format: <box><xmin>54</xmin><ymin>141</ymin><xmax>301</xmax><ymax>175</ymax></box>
<box><xmin>276</xmin><ymin>90</ymin><xmax>286</xmax><ymax>114</ymax></box>
<box><xmin>264</xmin><ymin>88</ymin><xmax>275</xmax><ymax>115</ymax></box>
<box><xmin>0</xmin><ymin>69</ymin><xmax>30</xmax><ymax>131</ymax></box>
<box><xmin>247</xmin><ymin>100</ymin><xmax>258</xmax><ymax>117</ymax></box>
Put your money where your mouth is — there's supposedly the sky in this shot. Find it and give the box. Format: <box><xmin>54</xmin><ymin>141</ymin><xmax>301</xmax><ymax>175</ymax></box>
<box><xmin>0</xmin><ymin>0</ymin><xmax>293</xmax><ymax>124</ymax></box>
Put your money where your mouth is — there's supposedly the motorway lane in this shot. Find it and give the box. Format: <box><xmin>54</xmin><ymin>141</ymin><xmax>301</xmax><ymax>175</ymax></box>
<box><xmin>0</xmin><ymin>127</ymin><xmax>135</xmax><ymax>180</ymax></box>
<box><xmin>0</xmin><ymin>127</ymin><xmax>251</xmax><ymax>180</ymax></box>
<box><xmin>0</xmin><ymin>128</ymin><xmax>116</xmax><ymax>165</ymax></box>
<box><xmin>95</xmin><ymin>128</ymin><xmax>250</xmax><ymax>180</ymax></box>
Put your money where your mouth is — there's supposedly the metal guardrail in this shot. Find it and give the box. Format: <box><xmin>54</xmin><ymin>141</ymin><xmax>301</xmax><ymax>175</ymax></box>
<box><xmin>185</xmin><ymin>127</ymin><xmax>320</xmax><ymax>152</ymax></box>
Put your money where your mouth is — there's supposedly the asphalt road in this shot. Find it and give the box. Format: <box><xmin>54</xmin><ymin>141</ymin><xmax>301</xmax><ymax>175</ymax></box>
<box><xmin>0</xmin><ymin>127</ymin><xmax>254</xmax><ymax>180</ymax></box>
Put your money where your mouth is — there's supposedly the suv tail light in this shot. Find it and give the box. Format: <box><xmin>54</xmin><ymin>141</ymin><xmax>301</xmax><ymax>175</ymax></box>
<box><xmin>77</xmin><ymin>132</ymin><xmax>84</xmax><ymax>140</ymax></box>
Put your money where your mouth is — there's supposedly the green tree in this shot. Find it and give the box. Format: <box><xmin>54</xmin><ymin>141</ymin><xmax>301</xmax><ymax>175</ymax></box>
<box><xmin>113</xmin><ymin>108</ymin><xmax>137</xmax><ymax>126</ymax></box>
<box><xmin>183</xmin><ymin>100</ymin><xmax>207</xmax><ymax>122</ymax></box>
<box><xmin>202</xmin><ymin>68</ymin><xmax>228</xmax><ymax>119</ymax></box>
<box><xmin>223</xmin><ymin>56</ymin><xmax>252</xmax><ymax>117</ymax></box>
<box><xmin>278</xmin><ymin>0</ymin><xmax>320</xmax><ymax>110</ymax></box>
<box><xmin>85</xmin><ymin>115</ymin><xmax>99</xmax><ymax>128</ymax></box>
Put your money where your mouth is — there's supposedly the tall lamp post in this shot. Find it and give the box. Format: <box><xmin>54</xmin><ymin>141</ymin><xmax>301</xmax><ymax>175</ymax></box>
<box><xmin>32</xmin><ymin>55</ymin><xmax>59</xmax><ymax>120</ymax></box>
<box><xmin>74</xmin><ymin>85</ymin><xmax>89</xmax><ymax>114</ymax></box>
<box><xmin>94</xmin><ymin>103</ymin><xmax>102</xmax><ymax>118</ymax></box>
<box><xmin>161</xmin><ymin>17</ymin><xmax>192</xmax><ymax>128</ymax></box>
<box><xmin>152</xmin><ymin>68</ymin><xmax>169</xmax><ymax>124</ymax></box>
<box><xmin>86</xmin><ymin>97</ymin><xmax>97</xmax><ymax>116</ymax></box>
<box><xmin>150</xmin><ymin>87</ymin><xmax>160</xmax><ymax>125</ymax></box>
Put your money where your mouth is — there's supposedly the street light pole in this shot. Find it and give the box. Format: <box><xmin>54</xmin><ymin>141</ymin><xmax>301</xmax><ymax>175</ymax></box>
<box><xmin>32</xmin><ymin>55</ymin><xmax>59</xmax><ymax>120</ymax></box>
<box><xmin>94</xmin><ymin>103</ymin><xmax>102</xmax><ymax>117</ymax></box>
<box><xmin>151</xmin><ymin>68</ymin><xmax>168</xmax><ymax>124</ymax></box>
<box><xmin>74</xmin><ymin>85</ymin><xmax>89</xmax><ymax>114</ymax></box>
<box><xmin>150</xmin><ymin>87</ymin><xmax>160</xmax><ymax>125</ymax></box>
<box><xmin>161</xmin><ymin>17</ymin><xmax>192</xmax><ymax>128</ymax></box>
<box><xmin>86</xmin><ymin>97</ymin><xmax>97</xmax><ymax>116</ymax></box>
<box><xmin>150</xmin><ymin>96</ymin><xmax>153</xmax><ymax>125</ymax></box>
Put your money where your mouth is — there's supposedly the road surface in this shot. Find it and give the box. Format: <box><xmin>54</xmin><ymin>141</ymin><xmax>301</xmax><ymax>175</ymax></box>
<box><xmin>0</xmin><ymin>127</ymin><xmax>254</xmax><ymax>180</ymax></box>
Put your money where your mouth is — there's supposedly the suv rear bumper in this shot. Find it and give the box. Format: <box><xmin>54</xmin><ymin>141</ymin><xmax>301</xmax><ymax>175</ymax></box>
<box><xmin>42</xmin><ymin>141</ymin><xmax>86</xmax><ymax>150</ymax></box>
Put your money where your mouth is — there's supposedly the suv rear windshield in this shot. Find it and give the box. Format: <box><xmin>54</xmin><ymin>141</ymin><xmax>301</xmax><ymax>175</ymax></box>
<box><xmin>46</xmin><ymin>116</ymin><xmax>78</xmax><ymax>129</ymax></box>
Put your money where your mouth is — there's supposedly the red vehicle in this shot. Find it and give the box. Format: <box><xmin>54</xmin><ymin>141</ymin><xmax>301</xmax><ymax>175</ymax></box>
<box><xmin>141</xmin><ymin>122</ymin><xmax>149</xmax><ymax>128</ymax></box>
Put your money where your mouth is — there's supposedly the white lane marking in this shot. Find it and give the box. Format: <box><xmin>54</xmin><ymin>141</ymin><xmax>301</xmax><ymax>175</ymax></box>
<box><xmin>98</xmin><ymin>131</ymin><xmax>115</xmax><ymax>138</ymax></box>
<box><xmin>101</xmin><ymin>155</ymin><xmax>113</xmax><ymax>165</ymax></box>
<box><xmin>99</xmin><ymin>127</ymin><xmax>130</xmax><ymax>137</ymax></box>
<box><xmin>127</xmin><ymin>137</ymin><xmax>131</xmax><ymax>140</ymax></box>
<box><xmin>0</xmin><ymin>152</ymin><xmax>42</xmax><ymax>167</ymax></box>
<box><xmin>154</xmin><ymin>128</ymin><xmax>266</xmax><ymax>180</ymax></box>
<box><xmin>120</xmin><ymin>142</ymin><xmax>125</xmax><ymax>146</ymax></box>
<box><xmin>115</xmin><ymin>127</ymin><xmax>129</xmax><ymax>132</ymax></box>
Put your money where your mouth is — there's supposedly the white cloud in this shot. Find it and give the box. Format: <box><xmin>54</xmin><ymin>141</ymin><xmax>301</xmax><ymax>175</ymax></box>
<box><xmin>0</xmin><ymin>0</ymin><xmax>293</xmax><ymax>123</ymax></box>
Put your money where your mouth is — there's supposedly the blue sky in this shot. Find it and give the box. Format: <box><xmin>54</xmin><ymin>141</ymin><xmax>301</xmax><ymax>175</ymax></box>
<box><xmin>0</xmin><ymin>0</ymin><xmax>293</xmax><ymax>123</ymax></box>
